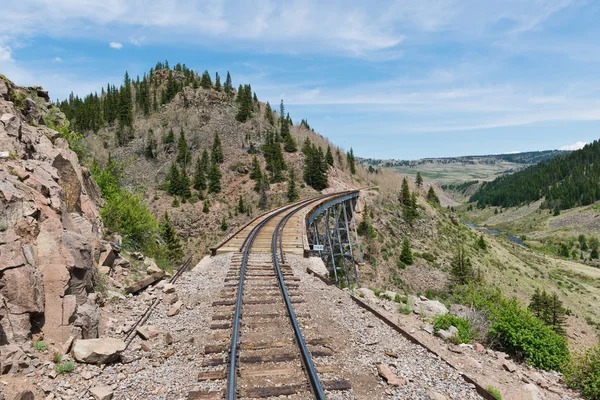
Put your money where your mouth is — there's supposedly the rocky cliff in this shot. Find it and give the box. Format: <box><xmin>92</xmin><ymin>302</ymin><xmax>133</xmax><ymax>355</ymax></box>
<box><xmin>0</xmin><ymin>75</ymin><xmax>103</xmax><ymax>346</ymax></box>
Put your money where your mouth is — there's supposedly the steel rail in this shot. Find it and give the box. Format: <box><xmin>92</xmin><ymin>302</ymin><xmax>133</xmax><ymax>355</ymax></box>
<box><xmin>227</xmin><ymin>191</ymin><xmax>358</xmax><ymax>399</ymax></box>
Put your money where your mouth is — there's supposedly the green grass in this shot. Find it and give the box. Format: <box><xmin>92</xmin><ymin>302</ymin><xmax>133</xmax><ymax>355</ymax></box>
<box><xmin>55</xmin><ymin>361</ymin><xmax>76</xmax><ymax>374</ymax></box>
<box><xmin>486</xmin><ymin>386</ymin><xmax>502</xmax><ymax>399</ymax></box>
<box><xmin>433</xmin><ymin>314</ymin><xmax>472</xmax><ymax>344</ymax></box>
<box><xmin>34</xmin><ymin>340</ymin><xmax>49</xmax><ymax>351</ymax></box>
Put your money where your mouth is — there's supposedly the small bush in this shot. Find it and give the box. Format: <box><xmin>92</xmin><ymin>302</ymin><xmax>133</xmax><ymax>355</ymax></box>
<box><xmin>396</xmin><ymin>260</ymin><xmax>406</xmax><ymax>270</ymax></box>
<box><xmin>52</xmin><ymin>352</ymin><xmax>63</xmax><ymax>364</ymax></box>
<box><xmin>34</xmin><ymin>340</ymin><xmax>48</xmax><ymax>351</ymax></box>
<box><xmin>394</xmin><ymin>294</ymin><xmax>403</xmax><ymax>303</ymax></box>
<box><xmin>486</xmin><ymin>386</ymin><xmax>502</xmax><ymax>400</ymax></box>
<box><xmin>564</xmin><ymin>345</ymin><xmax>600</xmax><ymax>399</ymax></box>
<box><xmin>56</xmin><ymin>361</ymin><xmax>75</xmax><ymax>374</ymax></box>
<box><xmin>433</xmin><ymin>314</ymin><xmax>472</xmax><ymax>344</ymax></box>
<box><xmin>399</xmin><ymin>304</ymin><xmax>412</xmax><ymax>315</ymax></box>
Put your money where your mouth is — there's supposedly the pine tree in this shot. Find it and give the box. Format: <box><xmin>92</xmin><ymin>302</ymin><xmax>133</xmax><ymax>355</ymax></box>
<box><xmin>549</xmin><ymin>293</ymin><xmax>567</xmax><ymax>335</ymax></box>
<box><xmin>262</xmin><ymin>130</ymin><xmax>287</xmax><ymax>182</ymax></box>
<box><xmin>287</xmin><ymin>169</ymin><xmax>299</xmax><ymax>202</ymax></box>
<box><xmin>347</xmin><ymin>148</ymin><xmax>356</xmax><ymax>174</ymax></box>
<box><xmin>193</xmin><ymin>156</ymin><xmax>206</xmax><ymax>191</ymax></box>
<box><xmin>212</xmin><ymin>133</ymin><xmax>224</xmax><ymax>164</ymax></box>
<box><xmin>214</xmin><ymin>72</ymin><xmax>221</xmax><ymax>91</ymax></box>
<box><xmin>579</xmin><ymin>234</ymin><xmax>588</xmax><ymax>251</ymax></box>
<box><xmin>208</xmin><ymin>159</ymin><xmax>222</xmax><ymax>193</ymax></box>
<box><xmin>144</xmin><ymin>129</ymin><xmax>157</xmax><ymax>158</ymax></box>
<box><xmin>201</xmin><ymin>149</ymin><xmax>210</xmax><ymax>170</ymax></box>
<box><xmin>326</xmin><ymin>146</ymin><xmax>334</xmax><ymax>167</ymax></box>
<box><xmin>416</xmin><ymin>172</ymin><xmax>423</xmax><ymax>188</ymax></box>
<box><xmin>303</xmin><ymin>143</ymin><xmax>328</xmax><ymax>191</ymax></box>
<box><xmin>427</xmin><ymin>186</ymin><xmax>440</xmax><ymax>205</ymax></box>
<box><xmin>400</xmin><ymin>237</ymin><xmax>413</xmax><ymax>265</ymax></box>
<box><xmin>200</xmin><ymin>70</ymin><xmax>212</xmax><ymax>89</ymax></box>
<box><xmin>400</xmin><ymin>177</ymin><xmax>411</xmax><ymax>206</ymax></box>
<box><xmin>237</xmin><ymin>195</ymin><xmax>245</xmax><ymax>214</ymax></box>
<box><xmin>163</xmin><ymin>128</ymin><xmax>175</xmax><ymax>144</ymax></box>
<box><xmin>264</xmin><ymin>102</ymin><xmax>274</xmax><ymax>125</ymax></box>
<box><xmin>176</xmin><ymin>129</ymin><xmax>192</xmax><ymax>166</ymax></box>
<box><xmin>160</xmin><ymin>212</ymin><xmax>183</xmax><ymax>262</ymax></box>
<box><xmin>258</xmin><ymin>177</ymin><xmax>269</xmax><ymax>210</ymax></box>
<box><xmin>221</xmin><ymin>217</ymin><xmax>228</xmax><ymax>231</ymax></box>
<box><xmin>477</xmin><ymin>234</ymin><xmax>487</xmax><ymax>250</ymax></box>
<box><xmin>167</xmin><ymin>162</ymin><xmax>181</xmax><ymax>196</ymax></box>
<box><xmin>202</xmin><ymin>199</ymin><xmax>209</xmax><ymax>213</ymax></box>
<box><xmin>591</xmin><ymin>237</ymin><xmax>599</xmax><ymax>259</ymax></box>
<box><xmin>224</xmin><ymin>71</ymin><xmax>233</xmax><ymax>95</ymax></box>
<box><xmin>250</xmin><ymin>155</ymin><xmax>262</xmax><ymax>181</ymax></box>
<box><xmin>529</xmin><ymin>288</ymin><xmax>544</xmax><ymax>319</ymax></box>
<box><xmin>179</xmin><ymin>166</ymin><xmax>191</xmax><ymax>199</ymax></box>
<box><xmin>450</xmin><ymin>246</ymin><xmax>473</xmax><ymax>285</ymax></box>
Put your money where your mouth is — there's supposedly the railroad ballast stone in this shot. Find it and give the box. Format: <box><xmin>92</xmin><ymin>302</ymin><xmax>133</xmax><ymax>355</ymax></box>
<box><xmin>72</xmin><ymin>338</ymin><xmax>126</xmax><ymax>364</ymax></box>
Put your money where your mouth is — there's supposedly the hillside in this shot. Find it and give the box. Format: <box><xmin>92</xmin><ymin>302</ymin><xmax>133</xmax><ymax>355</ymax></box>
<box><xmin>471</xmin><ymin>140</ymin><xmax>600</xmax><ymax>211</ymax></box>
<box><xmin>359</xmin><ymin>150</ymin><xmax>567</xmax><ymax>186</ymax></box>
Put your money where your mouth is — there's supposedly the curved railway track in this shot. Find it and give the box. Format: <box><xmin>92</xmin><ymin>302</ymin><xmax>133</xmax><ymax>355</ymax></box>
<box><xmin>190</xmin><ymin>193</ymin><xmax>355</xmax><ymax>399</ymax></box>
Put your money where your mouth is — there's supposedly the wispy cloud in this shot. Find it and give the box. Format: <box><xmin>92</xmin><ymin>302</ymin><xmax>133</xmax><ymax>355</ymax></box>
<box><xmin>109</xmin><ymin>41</ymin><xmax>122</xmax><ymax>49</ymax></box>
<box><xmin>53</xmin><ymin>56</ymin><xmax>63</xmax><ymax>62</ymax></box>
<box><xmin>560</xmin><ymin>141</ymin><xmax>587</xmax><ymax>150</ymax></box>
<box><xmin>0</xmin><ymin>44</ymin><xmax>13</xmax><ymax>62</ymax></box>
<box><xmin>129</xmin><ymin>36</ymin><xmax>145</xmax><ymax>47</ymax></box>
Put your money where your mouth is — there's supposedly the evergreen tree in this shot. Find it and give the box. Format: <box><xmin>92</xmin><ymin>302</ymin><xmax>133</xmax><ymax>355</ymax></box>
<box><xmin>415</xmin><ymin>172</ymin><xmax>423</xmax><ymax>188</ymax></box>
<box><xmin>258</xmin><ymin>177</ymin><xmax>269</xmax><ymax>210</ymax></box>
<box><xmin>450</xmin><ymin>246</ymin><xmax>473</xmax><ymax>285</ymax></box>
<box><xmin>200</xmin><ymin>70</ymin><xmax>212</xmax><ymax>89</ymax></box>
<box><xmin>549</xmin><ymin>293</ymin><xmax>567</xmax><ymax>335</ymax></box>
<box><xmin>477</xmin><ymin>234</ymin><xmax>487</xmax><ymax>250</ymax></box>
<box><xmin>326</xmin><ymin>146</ymin><xmax>334</xmax><ymax>167</ymax></box>
<box><xmin>144</xmin><ymin>129</ymin><xmax>157</xmax><ymax>159</ymax></box>
<box><xmin>427</xmin><ymin>186</ymin><xmax>440</xmax><ymax>205</ymax></box>
<box><xmin>347</xmin><ymin>148</ymin><xmax>356</xmax><ymax>174</ymax></box>
<box><xmin>265</xmin><ymin>102</ymin><xmax>275</xmax><ymax>125</ymax></box>
<box><xmin>202</xmin><ymin>199</ymin><xmax>209</xmax><ymax>213</ymax></box>
<box><xmin>163</xmin><ymin>128</ymin><xmax>175</xmax><ymax>144</ymax></box>
<box><xmin>262</xmin><ymin>130</ymin><xmax>287</xmax><ymax>182</ymax></box>
<box><xmin>250</xmin><ymin>155</ymin><xmax>262</xmax><ymax>181</ymax></box>
<box><xmin>579</xmin><ymin>234</ymin><xmax>588</xmax><ymax>251</ymax></box>
<box><xmin>224</xmin><ymin>71</ymin><xmax>233</xmax><ymax>94</ymax></box>
<box><xmin>208</xmin><ymin>159</ymin><xmax>222</xmax><ymax>193</ymax></box>
<box><xmin>214</xmin><ymin>72</ymin><xmax>221</xmax><ymax>91</ymax></box>
<box><xmin>201</xmin><ymin>149</ymin><xmax>210</xmax><ymax>170</ymax></box>
<box><xmin>212</xmin><ymin>133</ymin><xmax>224</xmax><ymax>164</ymax></box>
<box><xmin>176</xmin><ymin>129</ymin><xmax>192</xmax><ymax>166</ymax></box>
<box><xmin>591</xmin><ymin>237</ymin><xmax>599</xmax><ymax>259</ymax></box>
<box><xmin>193</xmin><ymin>156</ymin><xmax>206</xmax><ymax>191</ymax></box>
<box><xmin>303</xmin><ymin>143</ymin><xmax>328</xmax><ymax>191</ymax></box>
<box><xmin>403</xmin><ymin>191</ymin><xmax>418</xmax><ymax>222</ymax></box>
<box><xmin>179</xmin><ymin>166</ymin><xmax>191</xmax><ymax>199</ymax></box>
<box><xmin>400</xmin><ymin>237</ymin><xmax>413</xmax><ymax>265</ymax></box>
<box><xmin>160</xmin><ymin>212</ymin><xmax>183</xmax><ymax>262</ymax></box>
<box><xmin>237</xmin><ymin>195</ymin><xmax>245</xmax><ymax>214</ymax></box>
<box><xmin>400</xmin><ymin>177</ymin><xmax>411</xmax><ymax>206</ymax></box>
<box><xmin>287</xmin><ymin>169</ymin><xmax>299</xmax><ymax>202</ymax></box>
<box><xmin>283</xmin><ymin>129</ymin><xmax>297</xmax><ymax>152</ymax></box>
<box><xmin>167</xmin><ymin>162</ymin><xmax>181</xmax><ymax>196</ymax></box>
<box><xmin>221</xmin><ymin>217</ymin><xmax>228</xmax><ymax>231</ymax></box>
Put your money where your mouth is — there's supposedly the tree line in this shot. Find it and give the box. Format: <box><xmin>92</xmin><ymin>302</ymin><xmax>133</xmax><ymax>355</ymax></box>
<box><xmin>471</xmin><ymin>140</ymin><xmax>600</xmax><ymax>211</ymax></box>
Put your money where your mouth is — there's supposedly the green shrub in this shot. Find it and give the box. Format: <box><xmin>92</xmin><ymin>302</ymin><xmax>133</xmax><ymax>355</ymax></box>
<box><xmin>488</xmin><ymin>299</ymin><xmax>569</xmax><ymax>371</ymax></box>
<box><xmin>394</xmin><ymin>294</ymin><xmax>403</xmax><ymax>303</ymax></box>
<box><xmin>34</xmin><ymin>340</ymin><xmax>48</xmax><ymax>351</ymax></box>
<box><xmin>399</xmin><ymin>304</ymin><xmax>412</xmax><ymax>315</ymax></box>
<box><xmin>564</xmin><ymin>345</ymin><xmax>600</xmax><ymax>399</ymax></box>
<box><xmin>55</xmin><ymin>361</ymin><xmax>75</xmax><ymax>374</ymax></box>
<box><xmin>52</xmin><ymin>352</ymin><xmax>63</xmax><ymax>364</ymax></box>
<box><xmin>396</xmin><ymin>260</ymin><xmax>406</xmax><ymax>270</ymax></box>
<box><xmin>416</xmin><ymin>252</ymin><xmax>436</xmax><ymax>263</ymax></box>
<box><xmin>486</xmin><ymin>386</ymin><xmax>502</xmax><ymax>400</ymax></box>
<box><xmin>433</xmin><ymin>314</ymin><xmax>472</xmax><ymax>344</ymax></box>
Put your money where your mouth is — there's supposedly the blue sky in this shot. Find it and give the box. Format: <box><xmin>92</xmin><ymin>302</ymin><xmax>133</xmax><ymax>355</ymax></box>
<box><xmin>1</xmin><ymin>0</ymin><xmax>599</xmax><ymax>159</ymax></box>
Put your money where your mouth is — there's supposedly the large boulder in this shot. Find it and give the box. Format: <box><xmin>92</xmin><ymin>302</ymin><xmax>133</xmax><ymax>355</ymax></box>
<box><xmin>72</xmin><ymin>338</ymin><xmax>125</xmax><ymax>364</ymax></box>
<box><xmin>413</xmin><ymin>299</ymin><xmax>448</xmax><ymax>317</ymax></box>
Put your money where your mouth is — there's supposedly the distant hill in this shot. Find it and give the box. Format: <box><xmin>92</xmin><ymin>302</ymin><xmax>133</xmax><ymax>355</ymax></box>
<box><xmin>359</xmin><ymin>150</ymin><xmax>567</xmax><ymax>186</ymax></box>
<box><xmin>470</xmin><ymin>141</ymin><xmax>599</xmax><ymax>211</ymax></box>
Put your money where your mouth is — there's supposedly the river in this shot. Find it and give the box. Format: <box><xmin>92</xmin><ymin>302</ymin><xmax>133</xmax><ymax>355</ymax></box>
<box><xmin>464</xmin><ymin>222</ymin><xmax>527</xmax><ymax>247</ymax></box>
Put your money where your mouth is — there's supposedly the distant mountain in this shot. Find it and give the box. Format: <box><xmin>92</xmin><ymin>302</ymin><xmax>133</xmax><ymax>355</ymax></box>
<box><xmin>470</xmin><ymin>141</ymin><xmax>600</xmax><ymax>211</ymax></box>
<box><xmin>359</xmin><ymin>150</ymin><xmax>568</xmax><ymax>168</ymax></box>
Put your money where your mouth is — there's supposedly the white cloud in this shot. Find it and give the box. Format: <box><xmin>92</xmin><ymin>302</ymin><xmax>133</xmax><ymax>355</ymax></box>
<box><xmin>53</xmin><ymin>56</ymin><xmax>63</xmax><ymax>62</ymax></box>
<box><xmin>109</xmin><ymin>41</ymin><xmax>122</xmax><ymax>49</ymax></box>
<box><xmin>560</xmin><ymin>141</ymin><xmax>587</xmax><ymax>151</ymax></box>
<box><xmin>129</xmin><ymin>36</ymin><xmax>145</xmax><ymax>47</ymax></box>
<box><xmin>0</xmin><ymin>44</ymin><xmax>13</xmax><ymax>62</ymax></box>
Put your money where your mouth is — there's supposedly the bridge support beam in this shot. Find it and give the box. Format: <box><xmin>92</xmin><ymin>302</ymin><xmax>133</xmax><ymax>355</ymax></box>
<box><xmin>306</xmin><ymin>192</ymin><xmax>362</xmax><ymax>287</ymax></box>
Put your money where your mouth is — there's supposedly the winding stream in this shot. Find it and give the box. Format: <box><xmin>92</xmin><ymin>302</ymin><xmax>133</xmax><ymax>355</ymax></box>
<box><xmin>464</xmin><ymin>222</ymin><xmax>528</xmax><ymax>247</ymax></box>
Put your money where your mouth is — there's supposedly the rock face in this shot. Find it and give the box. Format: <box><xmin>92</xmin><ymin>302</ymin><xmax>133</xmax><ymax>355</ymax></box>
<box><xmin>0</xmin><ymin>76</ymin><xmax>103</xmax><ymax>346</ymax></box>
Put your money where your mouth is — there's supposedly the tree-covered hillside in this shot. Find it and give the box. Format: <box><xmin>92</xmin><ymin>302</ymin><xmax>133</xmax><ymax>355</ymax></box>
<box><xmin>470</xmin><ymin>140</ymin><xmax>600</xmax><ymax>210</ymax></box>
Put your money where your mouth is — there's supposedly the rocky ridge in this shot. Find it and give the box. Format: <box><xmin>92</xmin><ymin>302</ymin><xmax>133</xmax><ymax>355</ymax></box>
<box><xmin>0</xmin><ymin>75</ymin><xmax>104</xmax><ymax>349</ymax></box>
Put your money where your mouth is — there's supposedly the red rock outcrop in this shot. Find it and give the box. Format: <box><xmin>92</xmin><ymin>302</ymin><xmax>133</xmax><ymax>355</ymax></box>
<box><xmin>0</xmin><ymin>75</ymin><xmax>103</xmax><ymax>346</ymax></box>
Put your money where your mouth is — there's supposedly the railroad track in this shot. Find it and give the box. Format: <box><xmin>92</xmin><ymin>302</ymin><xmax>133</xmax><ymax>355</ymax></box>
<box><xmin>190</xmin><ymin>194</ymin><xmax>353</xmax><ymax>399</ymax></box>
